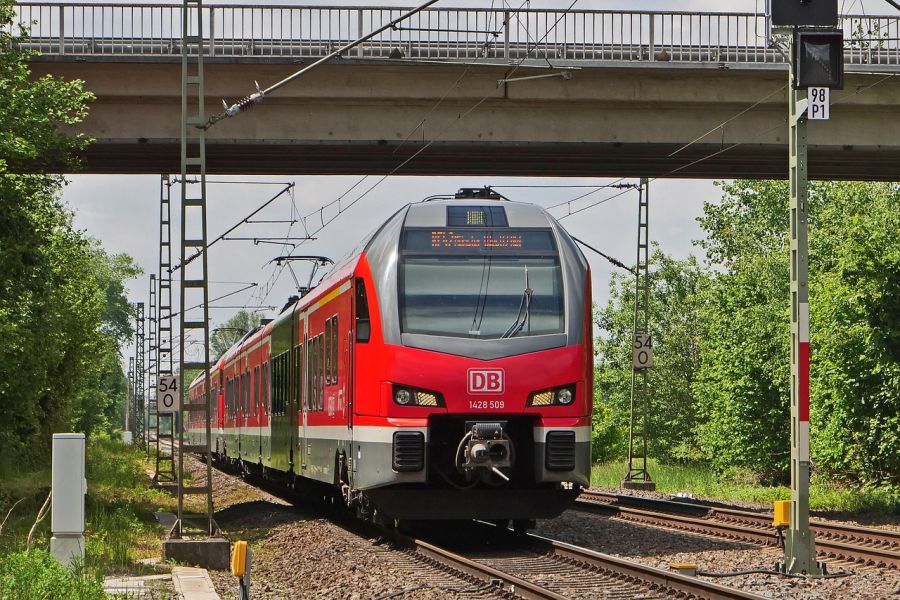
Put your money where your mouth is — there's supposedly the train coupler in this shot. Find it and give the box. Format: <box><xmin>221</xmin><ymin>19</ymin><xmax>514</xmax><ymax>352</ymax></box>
<box><xmin>457</xmin><ymin>421</ymin><xmax>514</xmax><ymax>484</ymax></box>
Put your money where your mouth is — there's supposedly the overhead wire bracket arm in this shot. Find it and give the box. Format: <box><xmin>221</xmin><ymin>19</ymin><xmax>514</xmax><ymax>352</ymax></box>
<box><xmin>571</xmin><ymin>236</ymin><xmax>635</xmax><ymax>275</ymax></box>
<box><xmin>205</xmin><ymin>0</ymin><xmax>443</xmax><ymax>128</ymax></box>
<box><xmin>171</xmin><ymin>182</ymin><xmax>295</xmax><ymax>273</ymax></box>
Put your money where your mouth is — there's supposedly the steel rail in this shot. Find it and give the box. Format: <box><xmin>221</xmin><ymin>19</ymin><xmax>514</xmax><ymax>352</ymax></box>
<box><xmin>527</xmin><ymin>532</ymin><xmax>767</xmax><ymax>600</ymax></box>
<box><xmin>407</xmin><ymin>537</ymin><xmax>568</xmax><ymax>600</ymax></box>
<box><xmin>400</xmin><ymin>527</ymin><xmax>765</xmax><ymax>600</ymax></box>
<box><xmin>200</xmin><ymin>450</ymin><xmax>765</xmax><ymax>598</ymax></box>
<box><xmin>577</xmin><ymin>491</ymin><xmax>900</xmax><ymax>569</ymax></box>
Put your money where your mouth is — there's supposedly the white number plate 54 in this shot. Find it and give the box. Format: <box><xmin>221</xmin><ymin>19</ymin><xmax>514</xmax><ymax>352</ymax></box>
<box><xmin>469</xmin><ymin>400</ymin><xmax>505</xmax><ymax>410</ymax></box>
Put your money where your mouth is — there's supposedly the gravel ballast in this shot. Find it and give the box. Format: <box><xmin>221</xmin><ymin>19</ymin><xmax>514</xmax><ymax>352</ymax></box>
<box><xmin>535</xmin><ymin>508</ymin><xmax>900</xmax><ymax>600</ymax></box>
<box><xmin>181</xmin><ymin>457</ymin><xmax>899</xmax><ymax>599</ymax></box>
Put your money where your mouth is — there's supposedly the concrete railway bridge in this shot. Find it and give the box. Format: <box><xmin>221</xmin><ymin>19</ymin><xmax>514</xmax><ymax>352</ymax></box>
<box><xmin>12</xmin><ymin>2</ymin><xmax>900</xmax><ymax>178</ymax></box>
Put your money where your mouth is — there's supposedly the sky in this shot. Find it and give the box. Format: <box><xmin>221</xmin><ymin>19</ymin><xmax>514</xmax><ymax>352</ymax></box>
<box><xmin>58</xmin><ymin>0</ymin><xmax>786</xmax><ymax>365</ymax></box>
<box><xmin>68</xmin><ymin>175</ymin><xmax>719</xmax><ymax>365</ymax></box>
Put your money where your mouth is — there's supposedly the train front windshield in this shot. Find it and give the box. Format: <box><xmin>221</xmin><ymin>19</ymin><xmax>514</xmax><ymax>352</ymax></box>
<box><xmin>399</xmin><ymin>228</ymin><xmax>564</xmax><ymax>340</ymax></box>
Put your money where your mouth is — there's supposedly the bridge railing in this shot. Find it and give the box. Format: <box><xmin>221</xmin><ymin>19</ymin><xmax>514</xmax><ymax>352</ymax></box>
<box><xmin>8</xmin><ymin>2</ymin><xmax>900</xmax><ymax>67</ymax></box>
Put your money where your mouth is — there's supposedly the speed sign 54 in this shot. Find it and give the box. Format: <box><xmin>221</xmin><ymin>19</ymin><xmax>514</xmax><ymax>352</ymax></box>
<box><xmin>157</xmin><ymin>375</ymin><xmax>180</xmax><ymax>413</ymax></box>
<box><xmin>632</xmin><ymin>333</ymin><xmax>654</xmax><ymax>369</ymax></box>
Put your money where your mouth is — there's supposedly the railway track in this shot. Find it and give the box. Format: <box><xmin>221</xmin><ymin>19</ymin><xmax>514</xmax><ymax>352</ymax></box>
<box><xmin>205</xmin><ymin>455</ymin><xmax>763</xmax><ymax>599</ymax></box>
<box><xmin>386</xmin><ymin>524</ymin><xmax>767</xmax><ymax>600</ymax></box>
<box><xmin>577</xmin><ymin>490</ymin><xmax>900</xmax><ymax>570</ymax></box>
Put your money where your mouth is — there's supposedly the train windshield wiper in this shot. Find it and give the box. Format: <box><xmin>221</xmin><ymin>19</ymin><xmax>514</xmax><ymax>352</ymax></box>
<box><xmin>501</xmin><ymin>266</ymin><xmax>532</xmax><ymax>339</ymax></box>
<box><xmin>469</xmin><ymin>253</ymin><xmax>493</xmax><ymax>337</ymax></box>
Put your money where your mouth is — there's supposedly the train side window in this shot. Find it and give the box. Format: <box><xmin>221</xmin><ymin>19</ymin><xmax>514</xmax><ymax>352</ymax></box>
<box><xmin>280</xmin><ymin>354</ymin><xmax>288</xmax><ymax>416</ymax></box>
<box><xmin>272</xmin><ymin>356</ymin><xmax>281</xmax><ymax>417</ymax></box>
<box><xmin>313</xmin><ymin>336</ymin><xmax>320</xmax><ymax>411</ymax></box>
<box><xmin>320</xmin><ymin>335</ymin><xmax>325</xmax><ymax>410</ymax></box>
<box><xmin>264</xmin><ymin>360</ymin><xmax>269</xmax><ymax>415</ymax></box>
<box><xmin>317</xmin><ymin>336</ymin><xmax>322</xmax><ymax>411</ymax></box>
<box><xmin>331</xmin><ymin>316</ymin><xmax>339</xmax><ymax>385</ymax></box>
<box><xmin>325</xmin><ymin>317</ymin><xmax>332</xmax><ymax>385</ymax></box>
<box><xmin>294</xmin><ymin>344</ymin><xmax>302</xmax><ymax>410</ymax></box>
<box><xmin>294</xmin><ymin>344</ymin><xmax>303</xmax><ymax>409</ymax></box>
<box><xmin>273</xmin><ymin>360</ymin><xmax>279</xmax><ymax>416</ymax></box>
<box><xmin>310</xmin><ymin>337</ymin><xmax>317</xmax><ymax>411</ymax></box>
<box><xmin>327</xmin><ymin>317</ymin><xmax>335</xmax><ymax>385</ymax></box>
<box><xmin>355</xmin><ymin>278</ymin><xmax>370</xmax><ymax>343</ymax></box>
<box><xmin>306</xmin><ymin>339</ymin><xmax>313</xmax><ymax>411</ymax></box>
<box><xmin>252</xmin><ymin>366</ymin><xmax>258</xmax><ymax>417</ymax></box>
<box><xmin>276</xmin><ymin>356</ymin><xmax>283</xmax><ymax>416</ymax></box>
<box><xmin>279</xmin><ymin>356</ymin><xmax>284</xmax><ymax>416</ymax></box>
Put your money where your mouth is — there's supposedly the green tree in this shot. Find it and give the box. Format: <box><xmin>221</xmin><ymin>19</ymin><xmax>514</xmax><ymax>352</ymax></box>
<box><xmin>0</xmin><ymin>0</ymin><xmax>136</xmax><ymax>466</ymax></box>
<box><xmin>0</xmin><ymin>0</ymin><xmax>92</xmax><ymax>173</ymax></box>
<box><xmin>810</xmin><ymin>182</ymin><xmax>900</xmax><ymax>484</ymax></box>
<box><xmin>210</xmin><ymin>310</ymin><xmax>262</xmax><ymax>359</ymax></box>
<box><xmin>694</xmin><ymin>180</ymin><xmax>900</xmax><ymax>484</ymax></box>
<box><xmin>594</xmin><ymin>249</ymin><xmax>707</xmax><ymax>463</ymax></box>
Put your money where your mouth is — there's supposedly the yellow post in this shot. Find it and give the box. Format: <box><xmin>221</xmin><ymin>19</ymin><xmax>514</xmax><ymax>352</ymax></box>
<box><xmin>773</xmin><ymin>500</ymin><xmax>791</xmax><ymax>528</ymax></box>
<box><xmin>230</xmin><ymin>540</ymin><xmax>248</xmax><ymax>577</ymax></box>
<box><xmin>231</xmin><ymin>541</ymin><xmax>250</xmax><ymax>599</ymax></box>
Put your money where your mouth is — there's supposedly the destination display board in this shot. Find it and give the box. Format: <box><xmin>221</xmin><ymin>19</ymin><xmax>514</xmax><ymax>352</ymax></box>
<box><xmin>402</xmin><ymin>228</ymin><xmax>556</xmax><ymax>255</ymax></box>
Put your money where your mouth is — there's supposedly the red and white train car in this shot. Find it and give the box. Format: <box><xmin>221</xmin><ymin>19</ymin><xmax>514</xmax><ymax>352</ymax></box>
<box><xmin>188</xmin><ymin>193</ymin><xmax>593</xmax><ymax>526</ymax></box>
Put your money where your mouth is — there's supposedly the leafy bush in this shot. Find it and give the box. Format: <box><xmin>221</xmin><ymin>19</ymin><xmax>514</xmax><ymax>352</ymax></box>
<box><xmin>0</xmin><ymin>550</ymin><xmax>105</xmax><ymax>600</ymax></box>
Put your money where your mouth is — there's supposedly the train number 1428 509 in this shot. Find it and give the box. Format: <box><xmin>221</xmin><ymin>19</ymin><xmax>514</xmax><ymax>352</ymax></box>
<box><xmin>468</xmin><ymin>399</ymin><xmax>505</xmax><ymax>410</ymax></box>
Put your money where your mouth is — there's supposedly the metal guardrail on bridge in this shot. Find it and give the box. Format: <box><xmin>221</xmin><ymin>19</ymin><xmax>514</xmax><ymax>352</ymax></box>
<box><xmin>8</xmin><ymin>2</ymin><xmax>900</xmax><ymax>68</ymax></box>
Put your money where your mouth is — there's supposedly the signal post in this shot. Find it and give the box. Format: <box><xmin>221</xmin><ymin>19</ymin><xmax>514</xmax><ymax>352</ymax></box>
<box><xmin>771</xmin><ymin>0</ymin><xmax>844</xmax><ymax>576</ymax></box>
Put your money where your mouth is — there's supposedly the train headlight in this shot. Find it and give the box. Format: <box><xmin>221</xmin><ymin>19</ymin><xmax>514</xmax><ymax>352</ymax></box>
<box><xmin>528</xmin><ymin>385</ymin><xmax>576</xmax><ymax>407</ymax></box>
<box><xmin>415</xmin><ymin>391</ymin><xmax>440</xmax><ymax>407</ymax></box>
<box><xmin>395</xmin><ymin>388</ymin><xmax>412</xmax><ymax>405</ymax></box>
<box><xmin>530</xmin><ymin>390</ymin><xmax>554</xmax><ymax>406</ymax></box>
<box><xmin>393</xmin><ymin>385</ymin><xmax>445</xmax><ymax>407</ymax></box>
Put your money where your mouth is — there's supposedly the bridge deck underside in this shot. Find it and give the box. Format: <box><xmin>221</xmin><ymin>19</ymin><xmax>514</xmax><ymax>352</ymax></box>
<box><xmin>28</xmin><ymin>60</ymin><xmax>900</xmax><ymax>180</ymax></box>
<box><xmin>83</xmin><ymin>141</ymin><xmax>896</xmax><ymax>180</ymax></box>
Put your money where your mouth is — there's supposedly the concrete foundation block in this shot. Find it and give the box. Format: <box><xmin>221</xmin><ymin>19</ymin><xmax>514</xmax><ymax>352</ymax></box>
<box><xmin>163</xmin><ymin>538</ymin><xmax>231</xmax><ymax>571</ymax></box>
<box><xmin>50</xmin><ymin>534</ymin><xmax>84</xmax><ymax>567</ymax></box>
<box><xmin>622</xmin><ymin>480</ymin><xmax>657</xmax><ymax>492</ymax></box>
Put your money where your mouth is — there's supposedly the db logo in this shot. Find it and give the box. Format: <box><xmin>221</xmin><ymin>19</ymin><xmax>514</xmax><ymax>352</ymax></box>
<box><xmin>468</xmin><ymin>369</ymin><xmax>504</xmax><ymax>394</ymax></box>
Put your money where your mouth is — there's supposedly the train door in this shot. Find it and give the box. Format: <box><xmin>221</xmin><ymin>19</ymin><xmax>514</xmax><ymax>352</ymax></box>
<box><xmin>263</xmin><ymin>355</ymin><xmax>272</xmax><ymax>465</ymax></box>
<box><xmin>299</xmin><ymin>315</ymin><xmax>308</xmax><ymax>471</ymax></box>
<box><xmin>253</xmin><ymin>364</ymin><xmax>261</xmax><ymax>462</ymax></box>
<box><xmin>348</xmin><ymin>277</ymin><xmax>371</xmax><ymax>483</ymax></box>
<box><xmin>238</xmin><ymin>363</ymin><xmax>247</xmax><ymax>459</ymax></box>
<box><xmin>288</xmin><ymin>339</ymin><xmax>298</xmax><ymax>474</ymax></box>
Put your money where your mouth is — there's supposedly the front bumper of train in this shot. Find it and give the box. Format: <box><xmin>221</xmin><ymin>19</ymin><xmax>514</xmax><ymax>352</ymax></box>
<box><xmin>351</xmin><ymin>416</ymin><xmax>591</xmax><ymax>490</ymax></box>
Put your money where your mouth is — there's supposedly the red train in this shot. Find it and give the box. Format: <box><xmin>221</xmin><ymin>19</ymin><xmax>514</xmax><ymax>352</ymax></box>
<box><xmin>188</xmin><ymin>191</ymin><xmax>592</xmax><ymax>528</ymax></box>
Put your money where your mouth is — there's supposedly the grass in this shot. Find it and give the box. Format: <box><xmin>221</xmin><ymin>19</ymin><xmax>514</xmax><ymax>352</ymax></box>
<box><xmin>0</xmin><ymin>433</ymin><xmax>179</xmax><ymax>595</ymax></box>
<box><xmin>593</xmin><ymin>459</ymin><xmax>900</xmax><ymax>515</ymax></box>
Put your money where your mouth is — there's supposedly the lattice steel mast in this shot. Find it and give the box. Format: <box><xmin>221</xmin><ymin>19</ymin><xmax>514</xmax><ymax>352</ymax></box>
<box><xmin>134</xmin><ymin>302</ymin><xmax>146</xmax><ymax>449</ymax></box>
<box><xmin>155</xmin><ymin>175</ymin><xmax>177</xmax><ymax>485</ymax></box>
<box><xmin>147</xmin><ymin>275</ymin><xmax>158</xmax><ymax>456</ymax></box>
<box><xmin>127</xmin><ymin>356</ymin><xmax>135</xmax><ymax>435</ymax></box>
<box><xmin>623</xmin><ymin>178</ymin><xmax>655</xmax><ymax>491</ymax></box>
<box><xmin>174</xmin><ymin>0</ymin><xmax>216</xmax><ymax>537</ymax></box>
